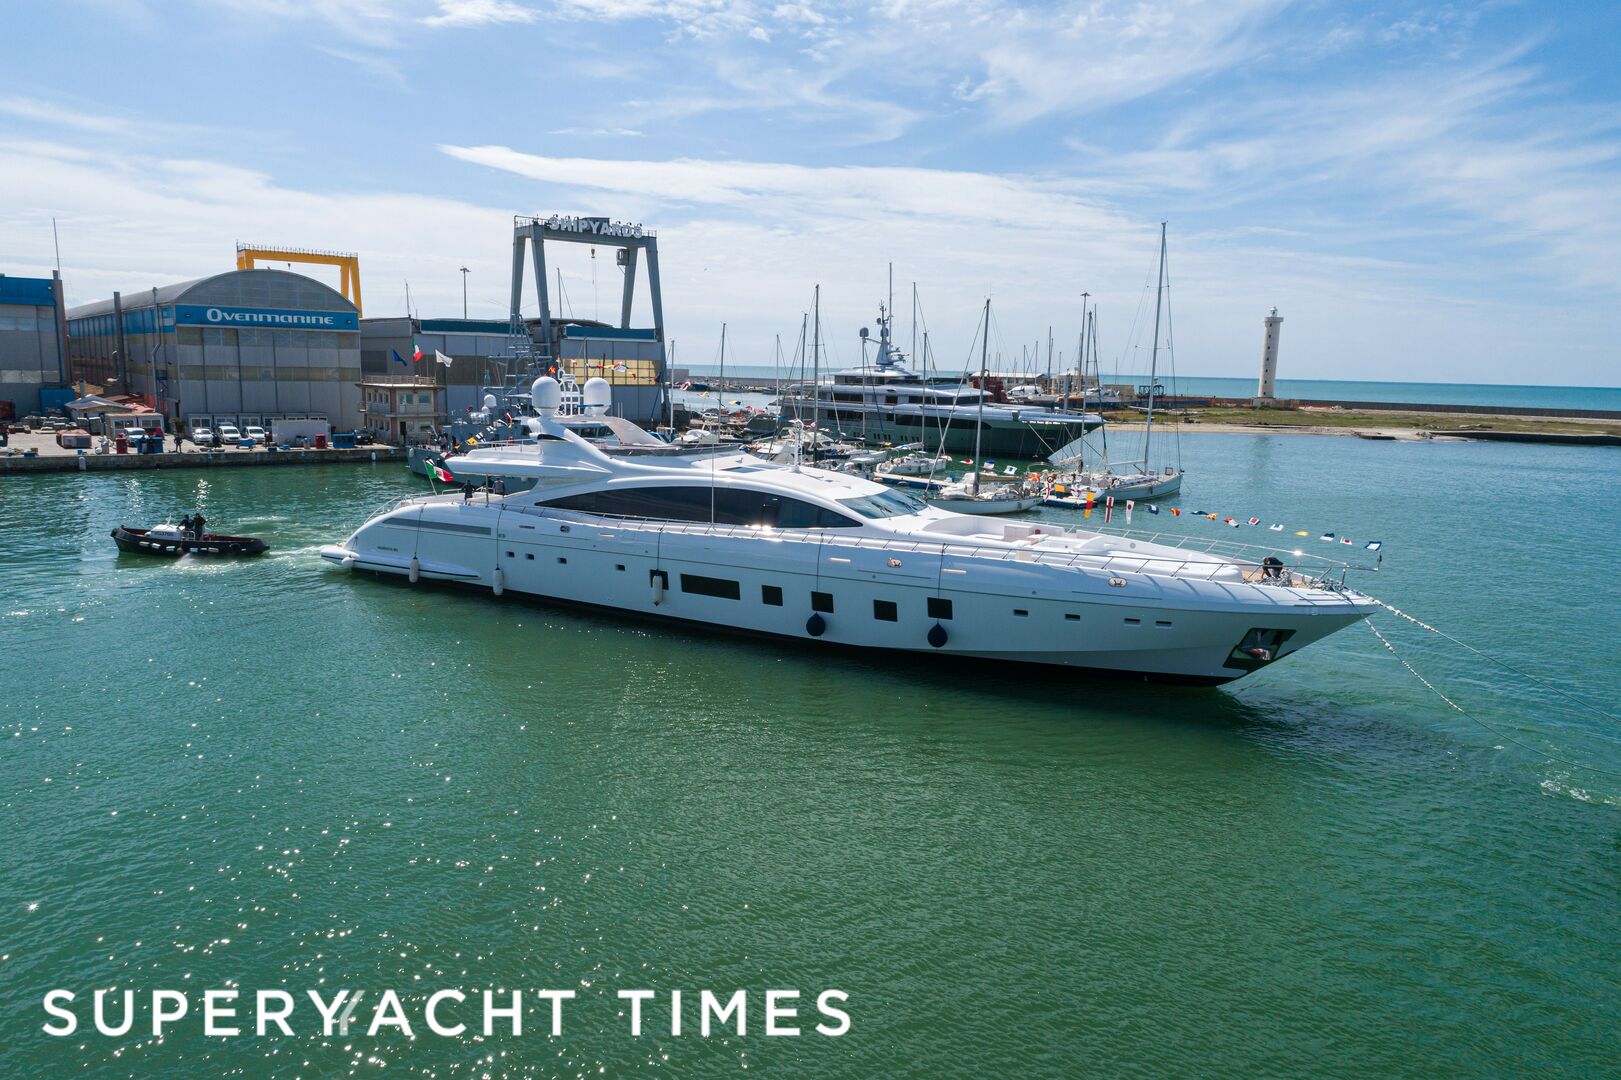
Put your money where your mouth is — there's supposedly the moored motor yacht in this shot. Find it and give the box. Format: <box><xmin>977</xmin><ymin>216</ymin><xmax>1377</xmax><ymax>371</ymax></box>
<box><xmin>321</xmin><ymin>377</ymin><xmax>1379</xmax><ymax>684</ymax></box>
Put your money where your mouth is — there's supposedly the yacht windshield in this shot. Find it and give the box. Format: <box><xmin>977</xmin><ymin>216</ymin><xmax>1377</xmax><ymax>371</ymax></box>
<box><xmin>837</xmin><ymin>489</ymin><xmax>929</xmax><ymax>519</ymax></box>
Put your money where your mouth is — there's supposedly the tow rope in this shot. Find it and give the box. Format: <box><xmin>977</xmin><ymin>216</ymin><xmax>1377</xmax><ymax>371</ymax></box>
<box><xmin>1363</xmin><ymin>606</ymin><xmax>1620</xmax><ymax>779</ymax></box>
<box><xmin>1368</xmin><ymin>596</ymin><xmax>1620</xmax><ymax>726</ymax></box>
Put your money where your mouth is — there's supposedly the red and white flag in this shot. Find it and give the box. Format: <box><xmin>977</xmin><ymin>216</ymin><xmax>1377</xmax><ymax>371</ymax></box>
<box><xmin>1125</xmin><ymin>499</ymin><xmax>1135</xmax><ymax>525</ymax></box>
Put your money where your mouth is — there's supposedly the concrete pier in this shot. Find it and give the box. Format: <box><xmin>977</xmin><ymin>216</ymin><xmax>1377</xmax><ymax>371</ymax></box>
<box><xmin>0</xmin><ymin>432</ymin><xmax>406</xmax><ymax>475</ymax></box>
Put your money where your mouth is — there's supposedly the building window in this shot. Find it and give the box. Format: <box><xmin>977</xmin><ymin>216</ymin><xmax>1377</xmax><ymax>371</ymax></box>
<box><xmin>812</xmin><ymin>591</ymin><xmax>834</xmax><ymax>613</ymax></box>
<box><xmin>927</xmin><ymin>597</ymin><xmax>953</xmax><ymax>620</ymax></box>
<box><xmin>680</xmin><ymin>574</ymin><xmax>740</xmax><ymax>600</ymax></box>
<box><xmin>762</xmin><ymin>585</ymin><xmax>783</xmax><ymax>606</ymax></box>
<box><xmin>873</xmin><ymin>599</ymin><xmax>898</xmax><ymax>622</ymax></box>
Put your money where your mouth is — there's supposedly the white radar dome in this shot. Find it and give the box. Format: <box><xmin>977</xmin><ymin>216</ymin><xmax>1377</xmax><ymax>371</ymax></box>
<box><xmin>483</xmin><ymin>393</ymin><xmax>498</xmax><ymax>410</ymax></box>
<box><xmin>530</xmin><ymin>375</ymin><xmax>561</xmax><ymax>414</ymax></box>
<box><xmin>583</xmin><ymin>377</ymin><xmax>611</xmax><ymax>413</ymax></box>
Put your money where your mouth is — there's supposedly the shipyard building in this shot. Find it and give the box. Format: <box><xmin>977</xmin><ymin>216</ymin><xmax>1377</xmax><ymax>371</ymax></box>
<box><xmin>358</xmin><ymin>315</ymin><xmax>663</xmax><ymax>439</ymax></box>
<box><xmin>66</xmin><ymin>269</ymin><xmax>363</xmax><ymax>431</ymax></box>
<box><xmin>0</xmin><ymin>273</ymin><xmax>69</xmax><ymax>418</ymax></box>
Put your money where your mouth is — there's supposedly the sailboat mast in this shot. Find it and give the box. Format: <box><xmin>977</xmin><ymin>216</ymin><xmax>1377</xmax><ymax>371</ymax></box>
<box><xmin>811</xmin><ymin>285</ymin><xmax>821</xmax><ymax>435</ymax></box>
<box><xmin>1144</xmin><ymin>222</ymin><xmax>1166</xmax><ymax>470</ymax></box>
<box><xmin>718</xmin><ymin>322</ymin><xmax>726</xmax><ymax>415</ymax></box>
<box><xmin>911</xmin><ymin>281</ymin><xmax>917</xmax><ymax>367</ymax></box>
<box><xmin>974</xmin><ymin>298</ymin><xmax>989</xmax><ymax>493</ymax></box>
<box><xmin>1091</xmin><ymin>310</ymin><xmax>1107</xmax><ymax>469</ymax></box>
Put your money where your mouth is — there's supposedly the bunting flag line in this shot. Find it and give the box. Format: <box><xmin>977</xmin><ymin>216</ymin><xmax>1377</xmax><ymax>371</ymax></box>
<box><xmin>1114</xmin><ymin>500</ymin><xmax>1386</xmax><ymax>553</ymax></box>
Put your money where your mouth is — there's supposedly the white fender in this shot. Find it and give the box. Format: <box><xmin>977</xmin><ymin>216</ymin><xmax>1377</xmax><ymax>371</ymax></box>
<box><xmin>651</xmin><ymin>572</ymin><xmax>666</xmax><ymax>606</ymax></box>
<box><xmin>408</xmin><ymin>557</ymin><xmax>420</xmax><ymax>583</ymax></box>
<box><xmin>492</xmin><ymin>566</ymin><xmax>504</xmax><ymax>596</ymax></box>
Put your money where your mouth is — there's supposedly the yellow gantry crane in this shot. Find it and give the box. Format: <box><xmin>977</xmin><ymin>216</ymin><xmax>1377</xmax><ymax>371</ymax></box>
<box><xmin>235</xmin><ymin>243</ymin><xmax>363</xmax><ymax>315</ymax></box>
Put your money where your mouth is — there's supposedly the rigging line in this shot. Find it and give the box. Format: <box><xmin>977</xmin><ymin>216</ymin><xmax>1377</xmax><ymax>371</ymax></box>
<box><xmin>1364</xmin><ymin>619</ymin><xmax>1621</xmax><ymax>779</ymax></box>
<box><xmin>1369</xmin><ymin>597</ymin><xmax>1621</xmax><ymax>725</ymax></box>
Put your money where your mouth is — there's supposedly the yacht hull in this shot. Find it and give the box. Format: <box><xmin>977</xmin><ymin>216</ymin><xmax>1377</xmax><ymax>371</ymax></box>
<box><xmin>1048</xmin><ymin>471</ymin><xmax>1184</xmax><ymax>505</ymax></box>
<box><xmin>319</xmin><ymin>505</ymin><xmax>1374</xmax><ymax>684</ymax></box>
<box><xmin>781</xmin><ymin>401</ymin><xmax>1099</xmax><ymax>457</ymax></box>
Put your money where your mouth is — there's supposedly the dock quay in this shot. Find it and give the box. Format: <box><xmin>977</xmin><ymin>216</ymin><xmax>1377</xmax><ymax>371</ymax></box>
<box><xmin>1</xmin><ymin>432</ymin><xmax>406</xmax><ymax>475</ymax></box>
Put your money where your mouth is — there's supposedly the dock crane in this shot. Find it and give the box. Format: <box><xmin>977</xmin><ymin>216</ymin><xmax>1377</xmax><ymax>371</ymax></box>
<box><xmin>235</xmin><ymin>243</ymin><xmax>363</xmax><ymax>315</ymax></box>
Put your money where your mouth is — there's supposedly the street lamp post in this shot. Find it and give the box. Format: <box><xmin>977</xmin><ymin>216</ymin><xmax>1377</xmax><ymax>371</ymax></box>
<box><xmin>459</xmin><ymin>266</ymin><xmax>470</xmax><ymax>319</ymax></box>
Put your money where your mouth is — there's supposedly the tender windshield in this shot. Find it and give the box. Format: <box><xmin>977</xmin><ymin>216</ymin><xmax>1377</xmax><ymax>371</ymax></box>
<box><xmin>837</xmin><ymin>489</ymin><xmax>929</xmax><ymax>519</ymax></box>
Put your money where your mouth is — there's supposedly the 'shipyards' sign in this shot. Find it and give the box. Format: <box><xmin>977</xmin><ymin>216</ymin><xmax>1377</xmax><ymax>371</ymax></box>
<box><xmin>173</xmin><ymin>305</ymin><xmax>360</xmax><ymax>331</ymax></box>
<box><xmin>542</xmin><ymin>216</ymin><xmax>645</xmax><ymax>239</ymax></box>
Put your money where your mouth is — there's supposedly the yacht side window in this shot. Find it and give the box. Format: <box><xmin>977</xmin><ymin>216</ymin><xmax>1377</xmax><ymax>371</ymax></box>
<box><xmin>545</xmin><ymin>486</ymin><xmax>859</xmax><ymax>529</ymax></box>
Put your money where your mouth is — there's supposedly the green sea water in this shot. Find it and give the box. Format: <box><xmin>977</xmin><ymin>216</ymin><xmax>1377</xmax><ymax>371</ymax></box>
<box><xmin>2</xmin><ymin>434</ymin><xmax>1618</xmax><ymax>1077</ymax></box>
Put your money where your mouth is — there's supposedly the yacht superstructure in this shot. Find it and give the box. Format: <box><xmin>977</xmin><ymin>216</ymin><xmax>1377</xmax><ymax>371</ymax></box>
<box><xmin>322</xmin><ymin>377</ymin><xmax>1377</xmax><ymax>684</ymax></box>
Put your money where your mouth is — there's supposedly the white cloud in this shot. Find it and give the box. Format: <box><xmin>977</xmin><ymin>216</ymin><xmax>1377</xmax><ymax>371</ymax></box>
<box><xmin>316</xmin><ymin>46</ymin><xmax>409</xmax><ymax>87</ymax></box>
<box><xmin>435</xmin><ymin>143</ymin><xmax>1621</xmax><ymax>385</ymax></box>
<box><xmin>211</xmin><ymin>0</ymin><xmax>403</xmax><ymax>47</ymax></box>
<box><xmin>0</xmin><ymin>97</ymin><xmax>144</xmax><ymax>135</ymax></box>
<box><xmin>547</xmin><ymin>127</ymin><xmax>648</xmax><ymax>138</ymax></box>
<box><xmin>420</xmin><ymin>0</ymin><xmax>537</xmax><ymax>27</ymax></box>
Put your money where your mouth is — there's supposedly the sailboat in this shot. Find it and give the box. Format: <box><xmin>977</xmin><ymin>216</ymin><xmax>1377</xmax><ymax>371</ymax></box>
<box><xmin>928</xmin><ymin>299</ymin><xmax>1043</xmax><ymax>515</ymax></box>
<box><xmin>1046</xmin><ymin>223</ymin><xmax>1185</xmax><ymax>504</ymax></box>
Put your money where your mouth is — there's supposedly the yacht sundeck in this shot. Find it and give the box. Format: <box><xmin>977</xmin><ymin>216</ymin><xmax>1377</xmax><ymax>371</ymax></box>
<box><xmin>322</xmin><ymin>377</ymin><xmax>1378</xmax><ymax>684</ymax></box>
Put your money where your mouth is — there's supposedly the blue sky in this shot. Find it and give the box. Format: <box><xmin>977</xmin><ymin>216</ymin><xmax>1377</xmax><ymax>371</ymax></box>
<box><xmin>2</xmin><ymin>0</ymin><xmax>1618</xmax><ymax>385</ymax></box>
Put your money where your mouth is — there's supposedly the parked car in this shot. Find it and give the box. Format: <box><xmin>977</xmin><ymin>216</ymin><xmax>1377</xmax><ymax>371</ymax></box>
<box><xmin>190</xmin><ymin>426</ymin><xmax>214</xmax><ymax>445</ymax></box>
<box><xmin>243</xmin><ymin>425</ymin><xmax>267</xmax><ymax>444</ymax></box>
<box><xmin>217</xmin><ymin>424</ymin><xmax>241</xmax><ymax>445</ymax></box>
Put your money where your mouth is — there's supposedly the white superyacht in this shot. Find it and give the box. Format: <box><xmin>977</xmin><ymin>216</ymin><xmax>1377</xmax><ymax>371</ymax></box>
<box><xmin>321</xmin><ymin>377</ymin><xmax>1377</xmax><ymax>684</ymax></box>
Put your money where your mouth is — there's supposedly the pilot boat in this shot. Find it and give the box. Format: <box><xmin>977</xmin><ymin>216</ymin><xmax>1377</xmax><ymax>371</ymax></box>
<box><xmin>112</xmin><ymin>524</ymin><xmax>269</xmax><ymax>556</ymax></box>
<box><xmin>320</xmin><ymin>377</ymin><xmax>1378</xmax><ymax>684</ymax></box>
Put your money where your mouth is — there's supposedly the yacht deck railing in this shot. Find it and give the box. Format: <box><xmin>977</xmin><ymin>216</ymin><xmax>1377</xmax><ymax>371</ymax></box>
<box><xmin>500</xmin><ymin>505</ymin><xmax>1373</xmax><ymax>592</ymax></box>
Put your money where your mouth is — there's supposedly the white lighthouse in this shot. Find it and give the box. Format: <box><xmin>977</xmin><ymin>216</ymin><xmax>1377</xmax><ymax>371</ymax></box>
<box><xmin>1256</xmin><ymin>306</ymin><xmax>1282</xmax><ymax>401</ymax></box>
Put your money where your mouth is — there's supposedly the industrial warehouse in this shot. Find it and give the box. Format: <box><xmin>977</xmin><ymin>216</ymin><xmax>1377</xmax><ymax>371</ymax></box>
<box><xmin>0</xmin><ymin>273</ymin><xmax>69</xmax><ymax>418</ymax></box>
<box><xmin>3</xmin><ymin>223</ymin><xmax>669</xmax><ymax>442</ymax></box>
<box><xmin>65</xmin><ymin>267</ymin><xmax>365</xmax><ymax>434</ymax></box>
